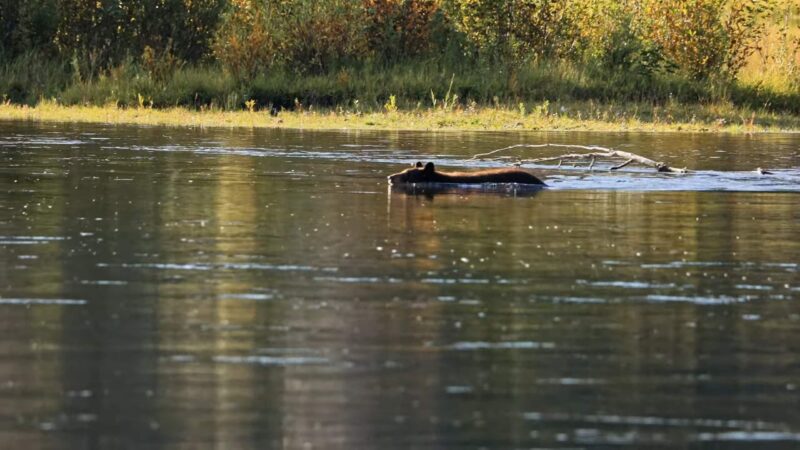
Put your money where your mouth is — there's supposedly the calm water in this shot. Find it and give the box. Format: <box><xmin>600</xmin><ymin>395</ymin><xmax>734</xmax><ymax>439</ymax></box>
<box><xmin>1</xmin><ymin>121</ymin><xmax>799</xmax><ymax>449</ymax></box>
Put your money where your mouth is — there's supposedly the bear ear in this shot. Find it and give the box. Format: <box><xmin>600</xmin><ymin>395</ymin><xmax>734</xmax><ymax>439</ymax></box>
<box><xmin>414</xmin><ymin>161</ymin><xmax>423</xmax><ymax>168</ymax></box>
<box><xmin>424</xmin><ymin>162</ymin><xmax>435</xmax><ymax>172</ymax></box>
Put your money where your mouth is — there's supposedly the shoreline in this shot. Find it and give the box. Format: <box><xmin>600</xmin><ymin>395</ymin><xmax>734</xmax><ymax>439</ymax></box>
<box><xmin>2</xmin><ymin>102</ymin><xmax>800</xmax><ymax>134</ymax></box>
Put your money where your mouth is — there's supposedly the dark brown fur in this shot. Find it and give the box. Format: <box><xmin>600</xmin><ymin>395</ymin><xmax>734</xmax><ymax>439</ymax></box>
<box><xmin>388</xmin><ymin>162</ymin><xmax>545</xmax><ymax>185</ymax></box>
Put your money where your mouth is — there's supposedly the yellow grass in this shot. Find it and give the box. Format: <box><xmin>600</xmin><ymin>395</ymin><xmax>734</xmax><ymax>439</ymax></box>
<box><xmin>741</xmin><ymin>0</ymin><xmax>800</xmax><ymax>90</ymax></box>
<box><xmin>1</xmin><ymin>100</ymin><xmax>799</xmax><ymax>133</ymax></box>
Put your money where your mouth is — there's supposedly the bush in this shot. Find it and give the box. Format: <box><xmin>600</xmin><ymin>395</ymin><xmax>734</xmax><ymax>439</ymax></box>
<box><xmin>59</xmin><ymin>62</ymin><xmax>157</xmax><ymax>106</ymax></box>
<box><xmin>448</xmin><ymin>0</ymin><xmax>584</xmax><ymax>61</ymax></box>
<box><xmin>54</xmin><ymin>0</ymin><xmax>223</xmax><ymax>78</ymax></box>
<box><xmin>0</xmin><ymin>0</ymin><xmax>59</xmax><ymax>58</ymax></box>
<box><xmin>214</xmin><ymin>0</ymin><xmax>369</xmax><ymax>79</ymax></box>
<box><xmin>212</xmin><ymin>0</ymin><xmax>279</xmax><ymax>81</ymax></box>
<box><xmin>160</xmin><ymin>67</ymin><xmax>235</xmax><ymax>108</ymax></box>
<box><xmin>0</xmin><ymin>52</ymin><xmax>68</xmax><ymax>104</ymax></box>
<box><xmin>364</xmin><ymin>0</ymin><xmax>442</xmax><ymax>62</ymax></box>
<box><xmin>279</xmin><ymin>0</ymin><xmax>370</xmax><ymax>73</ymax></box>
<box><xmin>637</xmin><ymin>0</ymin><xmax>776</xmax><ymax>79</ymax></box>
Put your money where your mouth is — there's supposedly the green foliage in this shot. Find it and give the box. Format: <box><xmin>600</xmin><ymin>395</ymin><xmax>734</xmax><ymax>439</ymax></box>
<box><xmin>448</xmin><ymin>0</ymin><xmax>584</xmax><ymax>60</ymax></box>
<box><xmin>160</xmin><ymin>67</ymin><xmax>236</xmax><ymax>108</ymax></box>
<box><xmin>214</xmin><ymin>0</ymin><xmax>369</xmax><ymax>78</ymax></box>
<box><xmin>59</xmin><ymin>61</ymin><xmax>157</xmax><ymax>107</ymax></box>
<box><xmin>59</xmin><ymin>63</ymin><xmax>236</xmax><ymax>109</ymax></box>
<box><xmin>277</xmin><ymin>0</ymin><xmax>369</xmax><ymax>73</ymax></box>
<box><xmin>139</xmin><ymin>0</ymin><xmax>226</xmax><ymax>63</ymax></box>
<box><xmin>0</xmin><ymin>52</ymin><xmax>68</xmax><ymax>104</ymax></box>
<box><xmin>364</xmin><ymin>0</ymin><xmax>445</xmax><ymax>63</ymax></box>
<box><xmin>52</xmin><ymin>0</ymin><xmax>223</xmax><ymax>78</ymax></box>
<box><xmin>638</xmin><ymin>0</ymin><xmax>777</xmax><ymax>79</ymax></box>
<box><xmin>0</xmin><ymin>0</ymin><xmax>59</xmax><ymax>57</ymax></box>
<box><xmin>756</xmin><ymin>2</ymin><xmax>800</xmax><ymax>90</ymax></box>
<box><xmin>594</xmin><ymin>16</ymin><xmax>666</xmax><ymax>77</ymax></box>
<box><xmin>1</xmin><ymin>0</ymin><xmax>784</xmax><ymax>82</ymax></box>
<box><xmin>1</xmin><ymin>0</ymin><xmax>797</xmax><ymax>117</ymax></box>
<box><xmin>5</xmin><ymin>53</ymin><xmax>800</xmax><ymax>117</ymax></box>
<box><xmin>384</xmin><ymin>94</ymin><xmax>398</xmax><ymax>112</ymax></box>
<box><xmin>212</xmin><ymin>0</ymin><xmax>278</xmax><ymax>81</ymax></box>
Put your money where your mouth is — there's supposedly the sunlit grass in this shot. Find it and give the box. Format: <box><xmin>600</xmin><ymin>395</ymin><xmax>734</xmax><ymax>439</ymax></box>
<box><xmin>2</xmin><ymin>99</ymin><xmax>799</xmax><ymax>133</ymax></box>
<box><xmin>739</xmin><ymin>1</ymin><xmax>800</xmax><ymax>93</ymax></box>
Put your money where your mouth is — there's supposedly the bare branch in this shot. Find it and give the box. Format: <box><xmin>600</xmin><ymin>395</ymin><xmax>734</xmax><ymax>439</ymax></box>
<box><xmin>521</xmin><ymin>152</ymin><xmax>611</xmax><ymax>164</ymax></box>
<box><xmin>471</xmin><ymin>143</ymin><xmax>689</xmax><ymax>174</ymax></box>
<box><xmin>468</xmin><ymin>143</ymin><xmax>772</xmax><ymax>175</ymax></box>
<box><xmin>469</xmin><ymin>143</ymin><xmax>612</xmax><ymax>160</ymax></box>
<box><xmin>610</xmin><ymin>158</ymin><xmax>634</xmax><ymax>171</ymax></box>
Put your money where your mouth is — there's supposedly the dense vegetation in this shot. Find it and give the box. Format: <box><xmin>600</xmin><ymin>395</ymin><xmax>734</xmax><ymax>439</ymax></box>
<box><xmin>1</xmin><ymin>0</ymin><xmax>798</xmax><ymax>117</ymax></box>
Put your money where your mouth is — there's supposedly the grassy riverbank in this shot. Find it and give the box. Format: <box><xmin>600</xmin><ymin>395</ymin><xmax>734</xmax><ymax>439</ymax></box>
<box><xmin>2</xmin><ymin>1</ymin><xmax>798</xmax><ymax>133</ymax></box>
<box><xmin>3</xmin><ymin>53</ymin><xmax>799</xmax><ymax>133</ymax></box>
<box><xmin>3</xmin><ymin>98</ymin><xmax>800</xmax><ymax>133</ymax></box>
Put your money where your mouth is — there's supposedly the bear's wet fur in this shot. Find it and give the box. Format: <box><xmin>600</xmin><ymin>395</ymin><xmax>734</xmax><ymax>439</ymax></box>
<box><xmin>388</xmin><ymin>162</ymin><xmax>545</xmax><ymax>185</ymax></box>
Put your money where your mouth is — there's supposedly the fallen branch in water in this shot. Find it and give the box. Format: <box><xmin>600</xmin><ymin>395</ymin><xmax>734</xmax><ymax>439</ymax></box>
<box><xmin>470</xmin><ymin>144</ymin><xmax>689</xmax><ymax>173</ymax></box>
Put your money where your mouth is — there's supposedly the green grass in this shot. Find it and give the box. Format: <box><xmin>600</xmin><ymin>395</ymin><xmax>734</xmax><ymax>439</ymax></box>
<box><xmin>0</xmin><ymin>52</ymin><xmax>69</xmax><ymax>105</ymax></box>
<box><xmin>2</xmin><ymin>53</ymin><xmax>800</xmax><ymax>132</ymax></box>
<box><xmin>3</xmin><ymin>96</ymin><xmax>800</xmax><ymax>133</ymax></box>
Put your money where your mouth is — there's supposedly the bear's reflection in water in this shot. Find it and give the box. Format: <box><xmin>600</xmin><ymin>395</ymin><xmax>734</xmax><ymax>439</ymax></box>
<box><xmin>389</xmin><ymin>182</ymin><xmax>544</xmax><ymax>199</ymax></box>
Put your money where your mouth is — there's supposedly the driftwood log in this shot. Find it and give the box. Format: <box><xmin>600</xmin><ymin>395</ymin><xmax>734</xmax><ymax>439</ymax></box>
<box><xmin>469</xmin><ymin>144</ymin><xmax>689</xmax><ymax>174</ymax></box>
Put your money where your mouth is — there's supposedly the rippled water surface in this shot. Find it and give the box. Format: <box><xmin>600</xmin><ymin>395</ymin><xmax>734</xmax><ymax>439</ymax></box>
<box><xmin>1</xmin><ymin>122</ymin><xmax>800</xmax><ymax>449</ymax></box>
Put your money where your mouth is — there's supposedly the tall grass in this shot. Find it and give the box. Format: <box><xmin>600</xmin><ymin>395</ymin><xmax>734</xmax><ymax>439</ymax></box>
<box><xmin>9</xmin><ymin>57</ymin><xmax>793</xmax><ymax>115</ymax></box>
<box><xmin>1</xmin><ymin>52</ymin><xmax>799</xmax><ymax>130</ymax></box>
<box><xmin>0</xmin><ymin>52</ymin><xmax>69</xmax><ymax>104</ymax></box>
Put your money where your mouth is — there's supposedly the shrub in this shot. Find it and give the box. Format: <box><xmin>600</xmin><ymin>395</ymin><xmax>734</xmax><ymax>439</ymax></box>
<box><xmin>0</xmin><ymin>0</ymin><xmax>59</xmax><ymax>58</ymax></box>
<box><xmin>54</xmin><ymin>0</ymin><xmax>223</xmax><ymax>78</ymax></box>
<box><xmin>448</xmin><ymin>0</ymin><xmax>584</xmax><ymax>61</ymax></box>
<box><xmin>59</xmin><ymin>61</ymin><xmax>157</xmax><ymax>106</ymax></box>
<box><xmin>212</xmin><ymin>0</ymin><xmax>278</xmax><ymax>81</ymax></box>
<box><xmin>136</xmin><ymin>0</ymin><xmax>225</xmax><ymax>63</ymax></box>
<box><xmin>364</xmin><ymin>0</ymin><xmax>442</xmax><ymax>62</ymax></box>
<box><xmin>278</xmin><ymin>0</ymin><xmax>370</xmax><ymax>73</ymax></box>
<box><xmin>638</xmin><ymin>0</ymin><xmax>777</xmax><ymax>79</ymax></box>
<box><xmin>0</xmin><ymin>51</ymin><xmax>68</xmax><ymax>104</ymax></box>
<box><xmin>161</xmin><ymin>67</ymin><xmax>235</xmax><ymax>108</ymax></box>
<box><xmin>214</xmin><ymin>0</ymin><xmax>369</xmax><ymax>79</ymax></box>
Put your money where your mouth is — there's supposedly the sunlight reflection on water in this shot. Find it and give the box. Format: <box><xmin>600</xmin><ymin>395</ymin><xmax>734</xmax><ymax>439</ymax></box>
<box><xmin>1</xmin><ymin>122</ymin><xmax>799</xmax><ymax>449</ymax></box>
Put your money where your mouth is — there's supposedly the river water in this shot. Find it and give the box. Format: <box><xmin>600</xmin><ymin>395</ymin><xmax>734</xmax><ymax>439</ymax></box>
<box><xmin>1</xmin><ymin>121</ymin><xmax>799</xmax><ymax>449</ymax></box>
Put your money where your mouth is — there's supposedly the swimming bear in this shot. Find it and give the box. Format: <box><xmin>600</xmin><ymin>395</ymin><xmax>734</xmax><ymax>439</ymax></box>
<box><xmin>388</xmin><ymin>162</ymin><xmax>545</xmax><ymax>185</ymax></box>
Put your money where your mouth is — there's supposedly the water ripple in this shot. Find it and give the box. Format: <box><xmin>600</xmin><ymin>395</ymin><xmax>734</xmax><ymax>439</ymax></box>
<box><xmin>213</xmin><ymin>355</ymin><xmax>329</xmax><ymax>366</ymax></box>
<box><xmin>523</xmin><ymin>411</ymin><xmax>788</xmax><ymax>431</ymax></box>
<box><xmin>95</xmin><ymin>143</ymin><xmax>800</xmax><ymax>192</ymax></box>
<box><xmin>448</xmin><ymin>341</ymin><xmax>556</xmax><ymax>350</ymax></box>
<box><xmin>0</xmin><ymin>236</ymin><xmax>66</xmax><ymax>245</ymax></box>
<box><xmin>695</xmin><ymin>431</ymin><xmax>800</xmax><ymax>442</ymax></box>
<box><xmin>97</xmin><ymin>261</ymin><xmax>337</xmax><ymax>273</ymax></box>
<box><xmin>0</xmin><ymin>298</ymin><xmax>87</xmax><ymax>306</ymax></box>
<box><xmin>645</xmin><ymin>295</ymin><xmax>749</xmax><ymax>305</ymax></box>
<box><xmin>577</xmin><ymin>280</ymin><xmax>676</xmax><ymax>289</ymax></box>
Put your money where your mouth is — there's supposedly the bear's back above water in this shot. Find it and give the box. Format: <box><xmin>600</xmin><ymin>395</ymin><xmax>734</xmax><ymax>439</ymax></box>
<box><xmin>388</xmin><ymin>162</ymin><xmax>545</xmax><ymax>186</ymax></box>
